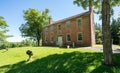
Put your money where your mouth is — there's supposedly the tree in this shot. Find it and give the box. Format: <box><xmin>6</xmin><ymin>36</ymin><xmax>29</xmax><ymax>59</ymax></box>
<box><xmin>95</xmin><ymin>23</ymin><xmax>102</xmax><ymax>44</ymax></box>
<box><xmin>73</xmin><ymin>0</ymin><xmax>120</xmax><ymax>65</ymax></box>
<box><xmin>19</xmin><ymin>8</ymin><xmax>49</xmax><ymax>46</ymax></box>
<box><xmin>111</xmin><ymin>18</ymin><xmax>120</xmax><ymax>45</ymax></box>
<box><xmin>0</xmin><ymin>16</ymin><xmax>9</xmax><ymax>43</ymax></box>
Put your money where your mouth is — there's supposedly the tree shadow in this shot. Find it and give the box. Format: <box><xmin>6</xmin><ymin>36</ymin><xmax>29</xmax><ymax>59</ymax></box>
<box><xmin>1</xmin><ymin>52</ymin><xmax>120</xmax><ymax>73</ymax></box>
<box><xmin>0</xmin><ymin>61</ymin><xmax>26</xmax><ymax>73</ymax></box>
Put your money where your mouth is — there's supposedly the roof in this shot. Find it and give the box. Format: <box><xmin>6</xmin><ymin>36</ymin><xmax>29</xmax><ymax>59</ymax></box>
<box><xmin>44</xmin><ymin>11</ymin><xmax>90</xmax><ymax>27</ymax></box>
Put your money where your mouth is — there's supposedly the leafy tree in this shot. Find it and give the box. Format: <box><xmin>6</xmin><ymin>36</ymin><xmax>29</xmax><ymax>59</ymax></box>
<box><xmin>0</xmin><ymin>16</ymin><xmax>9</xmax><ymax>43</ymax></box>
<box><xmin>73</xmin><ymin>0</ymin><xmax>120</xmax><ymax>65</ymax></box>
<box><xmin>111</xmin><ymin>18</ymin><xmax>120</xmax><ymax>45</ymax></box>
<box><xmin>95</xmin><ymin>23</ymin><xmax>102</xmax><ymax>44</ymax></box>
<box><xmin>19</xmin><ymin>8</ymin><xmax>49</xmax><ymax>46</ymax></box>
<box><xmin>20</xmin><ymin>39</ymin><xmax>35</xmax><ymax>47</ymax></box>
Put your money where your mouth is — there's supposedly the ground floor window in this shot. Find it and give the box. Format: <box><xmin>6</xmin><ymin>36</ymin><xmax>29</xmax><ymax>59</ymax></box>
<box><xmin>50</xmin><ymin>36</ymin><xmax>54</xmax><ymax>43</ymax></box>
<box><xmin>45</xmin><ymin>37</ymin><xmax>48</xmax><ymax>43</ymax></box>
<box><xmin>66</xmin><ymin>34</ymin><xmax>71</xmax><ymax>42</ymax></box>
<box><xmin>78</xmin><ymin>33</ymin><xmax>82</xmax><ymax>41</ymax></box>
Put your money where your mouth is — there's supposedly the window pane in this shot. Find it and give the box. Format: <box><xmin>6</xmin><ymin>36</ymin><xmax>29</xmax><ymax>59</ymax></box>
<box><xmin>66</xmin><ymin>21</ymin><xmax>71</xmax><ymax>29</ymax></box>
<box><xmin>78</xmin><ymin>33</ymin><xmax>82</xmax><ymax>41</ymax></box>
<box><xmin>45</xmin><ymin>37</ymin><xmax>48</xmax><ymax>43</ymax></box>
<box><xmin>67</xmin><ymin>34</ymin><xmax>71</xmax><ymax>41</ymax></box>
<box><xmin>50</xmin><ymin>26</ymin><xmax>54</xmax><ymax>32</ymax></box>
<box><xmin>77</xmin><ymin>18</ymin><xmax>82</xmax><ymax>27</ymax></box>
<box><xmin>45</xmin><ymin>28</ymin><xmax>48</xmax><ymax>32</ymax></box>
<box><xmin>58</xmin><ymin>25</ymin><xmax>61</xmax><ymax>30</ymax></box>
<box><xmin>51</xmin><ymin>36</ymin><xmax>54</xmax><ymax>42</ymax></box>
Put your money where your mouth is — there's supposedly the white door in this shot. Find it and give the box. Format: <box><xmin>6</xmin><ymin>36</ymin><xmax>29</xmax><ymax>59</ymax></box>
<box><xmin>57</xmin><ymin>36</ymin><xmax>63</xmax><ymax>47</ymax></box>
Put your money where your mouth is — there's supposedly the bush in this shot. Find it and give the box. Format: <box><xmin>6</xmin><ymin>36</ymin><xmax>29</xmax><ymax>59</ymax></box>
<box><xmin>0</xmin><ymin>39</ymin><xmax>37</xmax><ymax>49</ymax></box>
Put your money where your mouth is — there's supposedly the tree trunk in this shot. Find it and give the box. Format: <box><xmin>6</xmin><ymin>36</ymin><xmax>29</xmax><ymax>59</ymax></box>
<box><xmin>102</xmin><ymin>0</ymin><xmax>114</xmax><ymax>65</ymax></box>
<box><xmin>37</xmin><ymin>37</ymin><xmax>40</xmax><ymax>46</ymax></box>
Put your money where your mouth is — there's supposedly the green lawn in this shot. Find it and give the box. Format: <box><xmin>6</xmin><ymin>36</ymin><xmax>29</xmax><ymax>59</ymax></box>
<box><xmin>0</xmin><ymin>47</ymin><xmax>120</xmax><ymax>73</ymax></box>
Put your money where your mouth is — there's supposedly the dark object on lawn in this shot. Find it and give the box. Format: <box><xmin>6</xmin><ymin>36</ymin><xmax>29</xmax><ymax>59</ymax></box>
<box><xmin>26</xmin><ymin>50</ymin><xmax>33</xmax><ymax>61</ymax></box>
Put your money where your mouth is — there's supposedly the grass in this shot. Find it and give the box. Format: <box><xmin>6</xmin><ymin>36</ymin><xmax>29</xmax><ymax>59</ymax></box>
<box><xmin>0</xmin><ymin>47</ymin><xmax>120</xmax><ymax>73</ymax></box>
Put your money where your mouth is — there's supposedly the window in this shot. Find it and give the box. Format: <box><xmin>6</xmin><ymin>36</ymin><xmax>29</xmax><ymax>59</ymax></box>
<box><xmin>78</xmin><ymin>33</ymin><xmax>82</xmax><ymax>41</ymax></box>
<box><xmin>58</xmin><ymin>24</ymin><xmax>61</xmax><ymax>31</ymax></box>
<box><xmin>50</xmin><ymin>36</ymin><xmax>54</xmax><ymax>43</ymax></box>
<box><xmin>45</xmin><ymin>37</ymin><xmax>48</xmax><ymax>43</ymax></box>
<box><xmin>50</xmin><ymin>26</ymin><xmax>54</xmax><ymax>32</ymax></box>
<box><xmin>66</xmin><ymin>34</ymin><xmax>71</xmax><ymax>42</ymax></box>
<box><xmin>45</xmin><ymin>28</ymin><xmax>48</xmax><ymax>33</ymax></box>
<box><xmin>77</xmin><ymin>18</ymin><xmax>82</xmax><ymax>27</ymax></box>
<box><xmin>66</xmin><ymin>21</ymin><xmax>71</xmax><ymax>30</ymax></box>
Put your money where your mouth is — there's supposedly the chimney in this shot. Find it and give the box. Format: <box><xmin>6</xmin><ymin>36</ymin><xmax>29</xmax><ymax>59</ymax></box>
<box><xmin>49</xmin><ymin>17</ymin><xmax>54</xmax><ymax>24</ymax></box>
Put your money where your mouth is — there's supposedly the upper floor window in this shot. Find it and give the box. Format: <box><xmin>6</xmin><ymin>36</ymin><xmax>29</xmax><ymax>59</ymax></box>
<box><xmin>50</xmin><ymin>26</ymin><xmax>54</xmax><ymax>32</ymax></box>
<box><xmin>45</xmin><ymin>27</ymin><xmax>48</xmax><ymax>33</ymax></box>
<box><xmin>66</xmin><ymin>34</ymin><xmax>71</xmax><ymax>42</ymax></box>
<box><xmin>66</xmin><ymin>21</ymin><xmax>71</xmax><ymax>30</ymax></box>
<box><xmin>58</xmin><ymin>24</ymin><xmax>61</xmax><ymax>31</ymax></box>
<box><xmin>77</xmin><ymin>33</ymin><xmax>82</xmax><ymax>41</ymax></box>
<box><xmin>77</xmin><ymin>18</ymin><xmax>82</xmax><ymax>27</ymax></box>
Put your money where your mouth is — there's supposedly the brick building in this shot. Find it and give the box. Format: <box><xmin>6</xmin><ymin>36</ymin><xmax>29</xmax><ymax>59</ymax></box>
<box><xmin>42</xmin><ymin>8</ymin><xmax>95</xmax><ymax>47</ymax></box>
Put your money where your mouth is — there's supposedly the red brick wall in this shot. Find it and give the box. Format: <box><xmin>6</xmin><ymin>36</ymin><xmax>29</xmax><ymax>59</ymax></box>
<box><xmin>42</xmin><ymin>12</ymin><xmax>95</xmax><ymax>47</ymax></box>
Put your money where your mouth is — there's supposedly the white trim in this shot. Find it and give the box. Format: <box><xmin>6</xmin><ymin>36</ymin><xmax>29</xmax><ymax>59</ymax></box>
<box><xmin>77</xmin><ymin>18</ymin><xmax>82</xmax><ymax>27</ymax></box>
<box><xmin>77</xmin><ymin>32</ymin><xmax>83</xmax><ymax>42</ymax></box>
<box><xmin>66</xmin><ymin>33</ymin><xmax>71</xmax><ymax>42</ymax></box>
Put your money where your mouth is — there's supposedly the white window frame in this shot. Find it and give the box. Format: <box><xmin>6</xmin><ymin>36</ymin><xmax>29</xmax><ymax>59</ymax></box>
<box><xmin>57</xmin><ymin>24</ymin><xmax>61</xmax><ymax>31</ymax></box>
<box><xmin>77</xmin><ymin>18</ymin><xmax>82</xmax><ymax>27</ymax></box>
<box><xmin>77</xmin><ymin>32</ymin><xmax>83</xmax><ymax>42</ymax></box>
<box><xmin>66</xmin><ymin>33</ymin><xmax>71</xmax><ymax>42</ymax></box>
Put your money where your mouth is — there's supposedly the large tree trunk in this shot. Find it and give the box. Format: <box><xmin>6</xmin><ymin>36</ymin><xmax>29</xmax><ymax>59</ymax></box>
<box><xmin>102</xmin><ymin>0</ymin><xmax>114</xmax><ymax>65</ymax></box>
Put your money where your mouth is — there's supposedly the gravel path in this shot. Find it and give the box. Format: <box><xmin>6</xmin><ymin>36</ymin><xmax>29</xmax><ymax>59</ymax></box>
<box><xmin>79</xmin><ymin>45</ymin><xmax>120</xmax><ymax>53</ymax></box>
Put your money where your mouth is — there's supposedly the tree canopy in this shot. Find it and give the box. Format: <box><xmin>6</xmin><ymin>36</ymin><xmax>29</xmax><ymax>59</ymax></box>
<box><xmin>0</xmin><ymin>16</ymin><xmax>9</xmax><ymax>42</ymax></box>
<box><xmin>73</xmin><ymin>0</ymin><xmax>120</xmax><ymax>65</ymax></box>
<box><xmin>111</xmin><ymin>18</ymin><xmax>120</xmax><ymax>45</ymax></box>
<box><xmin>19</xmin><ymin>8</ymin><xmax>49</xmax><ymax>46</ymax></box>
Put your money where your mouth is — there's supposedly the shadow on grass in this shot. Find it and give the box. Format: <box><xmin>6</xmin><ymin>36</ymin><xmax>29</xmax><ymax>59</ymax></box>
<box><xmin>1</xmin><ymin>52</ymin><xmax>120</xmax><ymax>73</ymax></box>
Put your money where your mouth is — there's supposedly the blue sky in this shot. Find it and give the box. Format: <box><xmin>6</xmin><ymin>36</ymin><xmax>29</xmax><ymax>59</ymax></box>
<box><xmin>0</xmin><ymin>0</ymin><xmax>120</xmax><ymax>42</ymax></box>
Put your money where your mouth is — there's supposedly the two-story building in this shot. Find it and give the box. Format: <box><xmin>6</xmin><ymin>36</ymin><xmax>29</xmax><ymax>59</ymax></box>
<box><xmin>42</xmin><ymin>8</ymin><xmax>95</xmax><ymax>47</ymax></box>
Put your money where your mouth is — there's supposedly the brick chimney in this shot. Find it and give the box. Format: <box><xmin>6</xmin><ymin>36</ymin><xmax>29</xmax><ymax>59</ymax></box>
<box><xmin>49</xmin><ymin>17</ymin><xmax>54</xmax><ymax>24</ymax></box>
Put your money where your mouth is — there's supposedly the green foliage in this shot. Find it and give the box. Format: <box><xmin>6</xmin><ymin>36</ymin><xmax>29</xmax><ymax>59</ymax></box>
<box><xmin>0</xmin><ymin>47</ymin><xmax>120</xmax><ymax>73</ymax></box>
<box><xmin>20</xmin><ymin>39</ymin><xmax>35</xmax><ymax>47</ymax></box>
<box><xmin>95</xmin><ymin>30</ymin><xmax>102</xmax><ymax>44</ymax></box>
<box><xmin>0</xmin><ymin>16</ymin><xmax>10</xmax><ymax>42</ymax></box>
<box><xmin>19</xmin><ymin>8</ymin><xmax>49</xmax><ymax>46</ymax></box>
<box><xmin>73</xmin><ymin>0</ymin><xmax>120</xmax><ymax>18</ymax></box>
<box><xmin>111</xmin><ymin>18</ymin><xmax>120</xmax><ymax>45</ymax></box>
<box><xmin>0</xmin><ymin>39</ymin><xmax>36</xmax><ymax>49</ymax></box>
<box><xmin>95</xmin><ymin>23</ymin><xmax>102</xmax><ymax>44</ymax></box>
<box><xmin>73</xmin><ymin>0</ymin><xmax>120</xmax><ymax>65</ymax></box>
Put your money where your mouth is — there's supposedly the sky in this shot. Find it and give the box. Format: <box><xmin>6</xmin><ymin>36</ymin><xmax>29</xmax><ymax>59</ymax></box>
<box><xmin>0</xmin><ymin>0</ymin><xmax>120</xmax><ymax>42</ymax></box>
